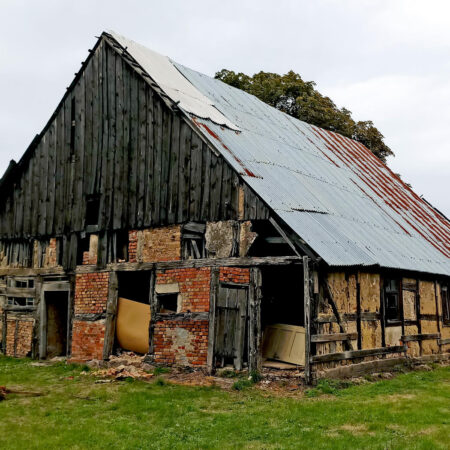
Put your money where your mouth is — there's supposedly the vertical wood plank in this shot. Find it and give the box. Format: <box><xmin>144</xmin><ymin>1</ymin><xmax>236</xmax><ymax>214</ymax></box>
<box><xmin>103</xmin><ymin>271</ymin><xmax>119</xmax><ymax>359</ymax></box>
<box><xmin>303</xmin><ymin>256</ymin><xmax>312</xmax><ymax>385</ymax></box>
<box><xmin>207</xmin><ymin>267</ymin><xmax>219</xmax><ymax>373</ymax></box>
<box><xmin>167</xmin><ymin>115</ymin><xmax>180</xmax><ymax>224</ymax></box>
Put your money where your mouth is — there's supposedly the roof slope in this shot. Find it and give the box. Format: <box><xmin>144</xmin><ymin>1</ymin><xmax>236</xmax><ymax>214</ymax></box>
<box><xmin>109</xmin><ymin>31</ymin><xmax>450</xmax><ymax>275</ymax></box>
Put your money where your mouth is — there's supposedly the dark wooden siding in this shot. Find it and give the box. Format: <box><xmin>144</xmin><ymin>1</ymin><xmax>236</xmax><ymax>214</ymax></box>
<box><xmin>0</xmin><ymin>39</ymin><xmax>268</xmax><ymax>248</ymax></box>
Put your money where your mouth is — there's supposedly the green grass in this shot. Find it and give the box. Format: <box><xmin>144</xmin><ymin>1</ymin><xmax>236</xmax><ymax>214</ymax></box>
<box><xmin>0</xmin><ymin>356</ymin><xmax>449</xmax><ymax>449</ymax></box>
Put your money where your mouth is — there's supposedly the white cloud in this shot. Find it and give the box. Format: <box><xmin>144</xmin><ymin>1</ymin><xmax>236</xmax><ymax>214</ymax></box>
<box><xmin>0</xmin><ymin>0</ymin><xmax>448</xmax><ymax>216</ymax></box>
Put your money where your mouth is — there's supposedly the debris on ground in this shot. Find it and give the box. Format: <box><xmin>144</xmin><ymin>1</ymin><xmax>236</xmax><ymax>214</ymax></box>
<box><xmin>89</xmin><ymin>365</ymin><xmax>154</xmax><ymax>381</ymax></box>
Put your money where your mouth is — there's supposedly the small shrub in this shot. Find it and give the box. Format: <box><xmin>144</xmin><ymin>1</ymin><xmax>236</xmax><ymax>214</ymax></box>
<box><xmin>232</xmin><ymin>379</ymin><xmax>253</xmax><ymax>391</ymax></box>
<box><xmin>250</xmin><ymin>370</ymin><xmax>263</xmax><ymax>383</ymax></box>
<box><xmin>219</xmin><ymin>369</ymin><xmax>240</xmax><ymax>378</ymax></box>
<box><xmin>153</xmin><ymin>367</ymin><xmax>171</xmax><ymax>376</ymax></box>
<box><xmin>305</xmin><ymin>379</ymin><xmax>354</xmax><ymax>398</ymax></box>
<box><xmin>155</xmin><ymin>377</ymin><xmax>169</xmax><ymax>387</ymax></box>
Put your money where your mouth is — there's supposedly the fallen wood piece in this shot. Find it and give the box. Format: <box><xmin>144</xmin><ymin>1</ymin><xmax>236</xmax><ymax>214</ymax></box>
<box><xmin>311</xmin><ymin>345</ymin><xmax>407</xmax><ymax>363</ymax></box>
<box><xmin>0</xmin><ymin>386</ymin><xmax>45</xmax><ymax>400</ymax></box>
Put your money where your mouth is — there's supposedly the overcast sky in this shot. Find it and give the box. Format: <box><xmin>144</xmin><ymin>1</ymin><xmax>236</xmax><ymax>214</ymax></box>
<box><xmin>1</xmin><ymin>0</ymin><xmax>449</xmax><ymax>216</ymax></box>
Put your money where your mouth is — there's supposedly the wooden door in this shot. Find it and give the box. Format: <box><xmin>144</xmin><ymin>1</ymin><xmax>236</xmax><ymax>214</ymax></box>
<box><xmin>214</xmin><ymin>283</ymin><xmax>248</xmax><ymax>370</ymax></box>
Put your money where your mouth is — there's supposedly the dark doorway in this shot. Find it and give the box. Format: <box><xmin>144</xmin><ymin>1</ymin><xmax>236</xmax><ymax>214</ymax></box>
<box><xmin>260</xmin><ymin>266</ymin><xmax>304</xmax><ymax>329</ymax></box>
<box><xmin>45</xmin><ymin>291</ymin><xmax>69</xmax><ymax>358</ymax></box>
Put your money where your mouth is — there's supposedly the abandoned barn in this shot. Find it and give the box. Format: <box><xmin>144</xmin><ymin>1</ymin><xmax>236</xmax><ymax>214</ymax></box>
<box><xmin>0</xmin><ymin>31</ymin><xmax>449</xmax><ymax>381</ymax></box>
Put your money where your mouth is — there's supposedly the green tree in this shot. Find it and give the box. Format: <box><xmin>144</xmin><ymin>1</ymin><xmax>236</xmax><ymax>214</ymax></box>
<box><xmin>215</xmin><ymin>69</ymin><xmax>393</xmax><ymax>162</ymax></box>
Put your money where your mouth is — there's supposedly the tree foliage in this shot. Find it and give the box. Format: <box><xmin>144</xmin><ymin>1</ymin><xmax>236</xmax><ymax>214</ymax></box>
<box><xmin>215</xmin><ymin>69</ymin><xmax>393</xmax><ymax>162</ymax></box>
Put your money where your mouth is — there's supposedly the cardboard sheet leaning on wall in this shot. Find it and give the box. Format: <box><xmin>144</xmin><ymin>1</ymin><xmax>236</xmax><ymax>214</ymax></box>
<box><xmin>116</xmin><ymin>298</ymin><xmax>151</xmax><ymax>354</ymax></box>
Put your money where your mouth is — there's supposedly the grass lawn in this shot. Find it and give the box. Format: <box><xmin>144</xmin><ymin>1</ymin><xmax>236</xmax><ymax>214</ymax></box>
<box><xmin>0</xmin><ymin>357</ymin><xmax>449</xmax><ymax>449</ymax></box>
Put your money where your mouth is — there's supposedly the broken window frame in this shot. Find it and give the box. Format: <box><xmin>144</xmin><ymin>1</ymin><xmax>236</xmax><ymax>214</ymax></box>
<box><xmin>384</xmin><ymin>278</ymin><xmax>402</xmax><ymax>325</ymax></box>
<box><xmin>442</xmin><ymin>283</ymin><xmax>450</xmax><ymax>326</ymax></box>
<box><xmin>7</xmin><ymin>297</ymin><xmax>35</xmax><ymax>307</ymax></box>
<box><xmin>181</xmin><ymin>222</ymin><xmax>206</xmax><ymax>260</ymax></box>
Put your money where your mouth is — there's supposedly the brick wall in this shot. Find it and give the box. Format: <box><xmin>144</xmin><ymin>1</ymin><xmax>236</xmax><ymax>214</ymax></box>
<box><xmin>219</xmin><ymin>267</ymin><xmax>250</xmax><ymax>284</ymax></box>
<box><xmin>156</xmin><ymin>267</ymin><xmax>211</xmax><ymax>312</ymax></box>
<box><xmin>128</xmin><ymin>231</ymin><xmax>138</xmax><ymax>263</ymax></box>
<box><xmin>71</xmin><ymin>320</ymin><xmax>106</xmax><ymax>361</ymax></box>
<box><xmin>129</xmin><ymin>226</ymin><xmax>181</xmax><ymax>263</ymax></box>
<box><xmin>5</xmin><ymin>318</ymin><xmax>34</xmax><ymax>357</ymax></box>
<box><xmin>153</xmin><ymin>320</ymin><xmax>209</xmax><ymax>366</ymax></box>
<box><xmin>71</xmin><ymin>272</ymin><xmax>109</xmax><ymax>361</ymax></box>
<box><xmin>74</xmin><ymin>273</ymin><xmax>109</xmax><ymax>315</ymax></box>
<box><xmin>153</xmin><ymin>267</ymin><xmax>211</xmax><ymax>366</ymax></box>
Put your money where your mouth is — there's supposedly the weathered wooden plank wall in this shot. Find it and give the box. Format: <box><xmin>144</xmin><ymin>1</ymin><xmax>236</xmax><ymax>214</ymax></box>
<box><xmin>0</xmin><ymin>39</ymin><xmax>269</xmax><ymax>266</ymax></box>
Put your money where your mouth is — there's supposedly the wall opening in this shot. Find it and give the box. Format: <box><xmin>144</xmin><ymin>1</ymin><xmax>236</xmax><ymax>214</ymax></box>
<box><xmin>45</xmin><ymin>291</ymin><xmax>69</xmax><ymax>358</ymax></box>
<box><xmin>115</xmin><ymin>271</ymin><xmax>152</xmax><ymax>355</ymax></box>
<box><xmin>260</xmin><ymin>265</ymin><xmax>305</xmax><ymax>367</ymax></box>
<box><xmin>247</xmin><ymin>221</ymin><xmax>297</xmax><ymax>257</ymax></box>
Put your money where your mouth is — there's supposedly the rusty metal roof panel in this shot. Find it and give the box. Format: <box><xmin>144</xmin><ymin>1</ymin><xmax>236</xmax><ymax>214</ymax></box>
<box><xmin>107</xmin><ymin>34</ymin><xmax>450</xmax><ymax>275</ymax></box>
<box><xmin>172</xmin><ymin>62</ymin><xmax>450</xmax><ymax>275</ymax></box>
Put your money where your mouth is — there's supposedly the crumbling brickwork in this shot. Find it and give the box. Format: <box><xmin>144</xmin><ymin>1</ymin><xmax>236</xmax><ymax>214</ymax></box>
<box><xmin>219</xmin><ymin>267</ymin><xmax>250</xmax><ymax>284</ymax></box>
<box><xmin>153</xmin><ymin>320</ymin><xmax>208</xmax><ymax>366</ymax></box>
<box><xmin>129</xmin><ymin>226</ymin><xmax>181</xmax><ymax>263</ymax></box>
<box><xmin>74</xmin><ymin>273</ymin><xmax>109</xmax><ymax>315</ymax></box>
<box><xmin>82</xmin><ymin>235</ymin><xmax>98</xmax><ymax>265</ymax></box>
<box><xmin>128</xmin><ymin>230</ymin><xmax>139</xmax><ymax>263</ymax></box>
<box><xmin>5</xmin><ymin>318</ymin><xmax>34</xmax><ymax>357</ymax></box>
<box><xmin>71</xmin><ymin>320</ymin><xmax>106</xmax><ymax>361</ymax></box>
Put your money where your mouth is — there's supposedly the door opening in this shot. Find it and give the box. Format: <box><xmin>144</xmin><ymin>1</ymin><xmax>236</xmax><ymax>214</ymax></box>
<box><xmin>45</xmin><ymin>291</ymin><xmax>69</xmax><ymax>358</ymax></box>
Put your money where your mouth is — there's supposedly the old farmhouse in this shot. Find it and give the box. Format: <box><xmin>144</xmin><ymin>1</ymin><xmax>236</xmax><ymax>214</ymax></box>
<box><xmin>1</xmin><ymin>31</ymin><xmax>449</xmax><ymax>381</ymax></box>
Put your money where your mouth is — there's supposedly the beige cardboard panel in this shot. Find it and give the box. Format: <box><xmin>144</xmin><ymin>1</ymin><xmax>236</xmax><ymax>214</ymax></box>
<box><xmin>262</xmin><ymin>323</ymin><xmax>305</xmax><ymax>365</ymax></box>
<box><xmin>116</xmin><ymin>297</ymin><xmax>151</xmax><ymax>354</ymax></box>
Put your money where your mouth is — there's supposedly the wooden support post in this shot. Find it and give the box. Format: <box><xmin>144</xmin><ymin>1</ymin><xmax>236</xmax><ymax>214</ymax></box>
<box><xmin>356</xmin><ymin>273</ymin><xmax>362</xmax><ymax>350</ymax></box>
<box><xmin>207</xmin><ymin>268</ymin><xmax>219</xmax><ymax>374</ymax></box>
<box><xmin>1</xmin><ymin>310</ymin><xmax>6</xmax><ymax>355</ymax></box>
<box><xmin>147</xmin><ymin>270</ymin><xmax>156</xmax><ymax>358</ymax></box>
<box><xmin>303</xmin><ymin>256</ymin><xmax>312</xmax><ymax>385</ymax></box>
<box><xmin>248</xmin><ymin>267</ymin><xmax>262</xmax><ymax>373</ymax></box>
<box><xmin>102</xmin><ymin>271</ymin><xmax>118</xmax><ymax>360</ymax></box>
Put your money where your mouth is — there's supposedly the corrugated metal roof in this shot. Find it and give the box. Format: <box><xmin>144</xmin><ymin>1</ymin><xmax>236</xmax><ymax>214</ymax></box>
<box><xmin>109</xmin><ymin>32</ymin><xmax>450</xmax><ymax>276</ymax></box>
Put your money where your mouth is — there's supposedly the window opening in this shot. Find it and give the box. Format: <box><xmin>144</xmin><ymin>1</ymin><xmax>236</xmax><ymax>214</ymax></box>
<box><xmin>85</xmin><ymin>195</ymin><xmax>100</xmax><ymax>227</ymax></box>
<box><xmin>7</xmin><ymin>297</ymin><xmax>35</xmax><ymax>307</ymax></box>
<box><xmin>157</xmin><ymin>293</ymin><xmax>179</xmax><ymax>314</ymax></box>
<box><xmin>181</xmin><ymin>222</ymin><xmax>206</xmax><ymax>260</ymax></box>
<box><xmin>384</xmin><ymin>278</ymin><xmax>402</xmax><ymax>324</ymax></box>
